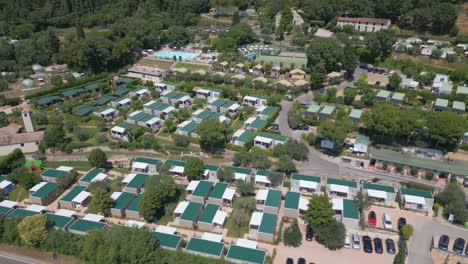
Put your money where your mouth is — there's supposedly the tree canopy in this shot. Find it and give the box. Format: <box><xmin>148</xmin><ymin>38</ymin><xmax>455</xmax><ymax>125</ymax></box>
<box><xmin>138</xmin><ymin>174</ymin><xmax>178</xmax><ymax>222</ymax></box>
<box><xmin>88</xmin><ymin>148</ymin><xmax>108</xmax><ymax>168</ymax></box>
<box><xmin>183</xmin><ymin>157</ymin><xmax>204</xmax><ymax>181</ymax></box>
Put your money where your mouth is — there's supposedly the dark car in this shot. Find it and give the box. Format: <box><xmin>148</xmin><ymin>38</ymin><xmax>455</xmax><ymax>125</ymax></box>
<box><xmin>269</xmin><ymin>124</ymin><xmax>279</xmax><ymax>130</ymax></box>
<box><xmin>298</xmin><ymin>258</ymin><xmax>306</xmax><ymax>264</ymax></box>
<box><xmin>363</xmin><ymin>236</ymin><xmax>373</xmax><ymax>253</ymax></box>
<box><xmin>378</xmin><ymin>69</ymin><xmax>385</xmax><ymax>74</ymax></box>
<box><xmin>368</xmin><ymin>211</ymin><xmax>377</xmax><ymax>226</ymax></box>
<box><xmin>295</xmin><ymin>124</ymin><xmax>309</xmax><ymax>131</ymax></box>
<box><xmin>438</xmin><ymin>235</ymin><xmax>450</xmax><ymax>251</ymax></box>
<box><xmin>465</xmin><ymin>242</ymin><xmax>468</xmax><ymax>256</ymax></box>
<box><xmin>398</xmin><ymin>217</ymin><xmax>406</xmax><ymax>233</ymax></box>
<box><xmin>286</xmin><ymin>258</ymin><xmax>294</xmax><ymax>264</ymax></box>
<box><xmin>453</xmin><ymin>238</ymin><xmax>465</xmax><ymax>254</ymax></box>
<box><xmin>306</xmin><ymin>224</ymin><xmax>313</xmax><ymax>241</ymax></box>
<box><xmin>386</xmin><ymin>239</ymin><xmax>396</xmax><ymax>254</ymax></box>
<box><xmin>374</xmin><ymin>238</ymin><xmax>383</xmax><ymax>254</ymax></box>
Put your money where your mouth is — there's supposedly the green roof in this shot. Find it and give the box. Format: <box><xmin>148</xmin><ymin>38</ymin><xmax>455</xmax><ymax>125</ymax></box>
<box><xmin>45</xmin><ymin>213</ymin><xmax>74</xmax><ymax>229</ymax></box>
<box><xmin>127</xmin><ymin>111</ymin><xmax>150</xmax><ymax>122</ymax></box>
<box><xmin>112</xmin><ymin>192</ymin><xmax>135</xmax><ymax>210</ymax></box>
<box><xmin>320</xmin><ymin>105</ymin><xmax>336</xmax><ymax>115</ymax></box>
<box><xmin>61</xmin><ymin>186</ymin><xmax>87</xmax><ymax>202</ymax></box>
<box><xmin>83</xmin><ymin>83</ymin><xmax>100</xmax><ymax>91</ymax></box>
<box><xmin>248</xmin><ymin>118</ymin><xmax>268</xmax><ymax>130</ymax></box>
<box><xmin>31</xmin><ymin>182</ymin><xmax>58</xmax><ymax>199</ymax></box>
<box><xmin>41</xmin><ymin>169</ymin><xmax>69</xmax><ymax>179</ymax></box>
<box><xmin>73</xmin><ymin>105</ymin><xmax>96</xmax><ymax>117</ymax></box>
<box><xmin>260</xmin><ymin>107</ymin><xmax>279</xmax><ymax>118</ymax></box>
<box><xmin>227</xmin><ymin>245</ymin><xmax>267</xmax><ymax>264</ymax></box>
<box><xmin>401</xmin><ymin>188</ymin><xmax>433</xmax><ymax>199</ymax></box>
<box><xmin>0</xmin><ymin>206</ymin><xmax>14</xmax><ymax>217</ymax></box>
<box><xmin>228</xmin><ymin>166</ymin><xmax>252</xmax><ymax>175</ymax></box>
<box><xmin>349</xmin><ymin>109</ymin><xmax>363</xmax><ymax>119</ymax></box>
<box><xmin>165</xmin><ymin>160</ymin><xmax>185</xmax><ymax>167</ymax></box>
<box><xmin>153</xmin><ymin>232</ymin><xmax>182</xmax><ymax>249</ymax></box>
<box><xmin>257</xmin><ymin>132</ymin><xmax>288</xmax><ymax>143</ymax></box>
<box><xmin>456</xmin><ymin>85</ymin><xmax>468</xmax><ymax>95</ymax></box>
<box><xmin>265</xmin><ymin>190</ymin><xmax>282</xmax><ymax>208</ymax></box>
<box><xmin>284</xmin><ymin>191</ymin><xmax>300</xmax><ymax>210</ymax></box>
<box><xmin>180</xmin><ymin>202</ymin><xmax>203</xmax><ymax>222</ymax></box>
<box><xmin>209</xmin><ymin>182</ymin><xmax>228</xmax><ymax>199</ymax></box>
<box><xmin>210</xmin><ymin>99</ymin><xmax>228</xmax><ymax>107</ymax></box>
<box><xmin>145</xmin><ymin>101</ymin><xmax>172</xmax><ymax>111</ymax></box>
<box><xmin>6</xmin><ymin>209</ymin><xmax>38</xmax><ymax>219</ymax></box>
<box><xmin>69</xmin><ymin>219</ymin><xmax>106</xmax><ymax>233</ymax></box>
<box><xmin>180</xmin><ymin>121</ymin><xmax>198</xmax><ymax>132</ymax></box>
<box><xmin>343</xmin><ymin>199</ymin><xmax>359</xmax><ymax>219</ymax></box>
<box><xmin>439</xmin><ymin>83</ymin><xmax>453</xmax><ymax>93</ymax></box>
<box><xmin>199</xmin><ymin>204</ymin><xmax>220</xmax><ymax>223</ymax></box>
<box><xmin>291</xmin><ymin>173</ymin><xmax>321</xmax><ymax>183</ymax></box>
<box><xmin>376</xmin><ymin>90</ymin><xmax>391</xmax><ymax>98</ymax></box>
<box><xmin>391</xmin><ymin>92</ymin><xmax>405</xmax><ymax>101</ymax></box>
<box><xmin>355</xmin><ymin>135</ymin><xmax>370</xmax><ymax>145</ymax></box>
<box><xmin>80</xmin><ymin>168</ymin><xmax>105</xmax><ymax>183</ymax></box>
<box><xmin>116</xmin><ymin>77</ymin><xmax>135</xmax><ymax>85</ymax></box>
<box><xmin>134</xmin><ymin>157</ymin><xmax>161</xmax><ymax>165</ymax></box>
<box><xmin>113</xmin><ymin>86</ymin><xmax>132</xmax><ymax>96</ymax></box>
<box><xmin>370</xmin><ymin>147</ymin><xmax>468</xmax><ymax>175</ymax></box>
<box><xmin>186</xmin><ymin>237</ymin><xmax>224</xmax><ymax>257</ymax></box>
<box><xmin>236</xmin><ymin>130</ymin><xmax>255</xmax><ymax>143</ymax></box>
<box><xmin>95</xmin><ymin>106</ymin><xmax>117</xmax><ymax>114</ymax></box>
<box><xmin>362</xmin><ymin>182</ymin><xmax>395</xmax><ymax>193</ymax></box>
<box><xmin>94</xmin><ymin>95</ymin><xmax>116</xmax><ymax>106</ymax></box>
<box><xmin>196</xmin><ymin>110</ymin><xmax>214</xmax><ymax>120</ymax></box>
<box><xmin>62</xmin><ymin>88</ymin><xmax>85</xmax><ymax>97</ymax></box>
<box><xmin>126</xmin><ymin>173</ymin><xmax>149</xmax><ymax>189</ymax></box>
<box><xmin>259</xmin><ymin>213</ymin><xmax>277</xmax><ymax>235</ymax></box>
<box><xmin>452</xmin><ymin>101</ymin><xmax>465</xmax><ymax>111</ymax></box>
<box><xmin>256</xmin><ymin>169</ymin><xmax>283</xmax><ymax>179</ymax></box>
<box><xmin>204</xmin><ymin>164</ymin><xmax>219</xmax><ymax>172</ymax></box>
<box><xmin>192</xmin><ymin>181</ymin><xmax>212</xmax><ymax>197</ymax></box>
<box><xmin>326</xmin><ymin>178</ymin><xmax>357</xmax><ymax>188</ymax></box>
<box><xmin>36</xmin><ymin>96</ymin><xmax>61</xmax><ymax>105</ymax></box>
<box><xmin>126</xmin><ymin>194</ymin><xmax>142</xmax><ymax>212</ymax></box>
<box><xmin>434</xmin><ymin>98</ymin><xmax>449</xmax><ymax>108</ymax></box>
<box><xmin>306</xmin><ymin>104</ymin><xmax>321</xmax><ymax>114</ymax></box>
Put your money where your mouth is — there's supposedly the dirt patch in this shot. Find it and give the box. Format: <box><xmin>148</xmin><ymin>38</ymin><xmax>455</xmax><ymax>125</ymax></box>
<box><xmin>455</xmin><ymin>3</ymin><xmax>468</xmax><ymax>35</ymax></box>
<box><xmin>447</xmin><ymin>150</ymin><xmax>468</xmax><ymax>161</ymax></box>
<box><xmin>137</xmin><ymin>58</ymin><xmax>174</xmax><ymax>69</ymax></box>
<box><xmin>431</xmin><ymin>248</ymin><xmax>466</xmax><ymax>264</ymax></box>
<box><xmin>0</xmin><ymin>244</ymin><xmax>83</xmax><ymax>264</ymax></box>
<box><xmin>366</xmin><ymin>73</ymin><xmax>389</xmax><ymax>86</ymax></box>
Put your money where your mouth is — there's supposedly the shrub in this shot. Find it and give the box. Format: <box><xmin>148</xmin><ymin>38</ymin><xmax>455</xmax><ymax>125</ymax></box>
<box><xmin>410</xmin><ymin>168</ymin><xmax>418</xmax><ymax>177</ymax></box>
<box><xmin>283</xmin><ymin>222</ymin><xmax>302</xmax><ymax>247</ymax></box>
<box><xmin>425</xmin><ymin>171</ymin><xmax>434</xmax><ymax>181</ymax></box>
<box><xmin>401</xmin><ymin>224</ymin><xmax>414</xmax><ymax>240</ymax></box>
<box><xmin>173</xmin><ymin>134</ymin><xmax>190</xmax><ymax>147</ymax></box>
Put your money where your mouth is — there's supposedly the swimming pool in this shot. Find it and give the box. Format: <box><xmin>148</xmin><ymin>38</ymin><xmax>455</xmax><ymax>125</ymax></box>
<box><xmin>153</xmin><ymin>51</ymin><xmax>200</xmax><ymax>60</ymax></box>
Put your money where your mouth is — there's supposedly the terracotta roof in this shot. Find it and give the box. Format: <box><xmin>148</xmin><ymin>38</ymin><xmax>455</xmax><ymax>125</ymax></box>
<box><xmin>338</xmin><ymin>17</ymin><xmax>390</xmax><ymax>24</ymax></box>
<box><xmin>0</xmin><ymin>123</ymin><xmax>22</xmax><ymax>136</ymax></box>
<box><xmin>0</xmin><ymin>131</ymin><xmax>44</xmax><ymax>145</ymax></box>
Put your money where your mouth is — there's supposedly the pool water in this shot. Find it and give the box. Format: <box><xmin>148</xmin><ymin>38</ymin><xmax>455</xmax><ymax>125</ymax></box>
<box><xmin>153</xmin><ymin>51</ymin><xmax>200</xmax><ymax>60</ymax></box>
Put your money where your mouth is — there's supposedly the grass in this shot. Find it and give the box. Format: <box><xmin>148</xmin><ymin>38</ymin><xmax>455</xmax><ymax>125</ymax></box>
<box><xmin>8</xmin><ymin>187</ymin><xmax>28</xmax><ymax>202</ymax></box>
<box><xmin>159</xmin><ymin>131</ymin><xmax>171</xmax><ymax>137</ymax></box>
<box><xmin>137</xmin><ymin>58</ymin><xmax>174</xmax><ymax>69</ymax></box>
<box><xmin>175</xmin><ymin>62</ymin><xmax>210</xmax><ymax>71</ymax></box>
<box><xmin>255</xmin><ymin>55</ymin><xmax>307</xmax><ymax>67</ymax></box>
<box><xmin>43</xmin><ymin>161</ymin><xmax>93</xmax><ymax>171</ymax></box>
<box><xmin>226</xmin><ymin>208</ymin><xmax>251</xmax><ymax>238</ymax></box>
<box><xmin>230</xmin><ymin>119</ymin><xmax>244</xmax><ymax>132</ymax></box>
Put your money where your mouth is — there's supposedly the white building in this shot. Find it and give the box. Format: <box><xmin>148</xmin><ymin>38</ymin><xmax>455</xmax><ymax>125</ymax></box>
<box><xmin>337</xmin><ymin>17</ymin><xmax>391</xmax><ymax>32</ymax></box>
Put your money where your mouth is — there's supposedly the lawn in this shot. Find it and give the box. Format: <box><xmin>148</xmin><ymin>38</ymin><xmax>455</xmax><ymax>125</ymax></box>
<box><xmin>226</xmin><ymin>209</ymin><xmax>251</xmax><ymax>238</ymax></box>
<box><xmin>137</xmin><ymin>58</ymin><xmax>174</xmax><ymax>69</ymax></box>
<box><xmin>43</xmin><ymin>161</ymin><xmax>93</xmax><ymax>171</ymax></box>
<box><xmin>159</xmin><ymin>130</ymin><xmax>171</xmax><ymax>137</ymax></box>
<box><xmin>175</xmin><ymin>62</ymin><xmax>211</xmax><ymax>71</ymax></box>
<box><xmin>230</xmin><ymin>119</ymin><xmax>244</xmax><ymax>132</ymax></box>
<box><xmin>255</xmin><ymin>55</ymin><xmax>307</xmax><ymax>67</ymax></box>
<box><xmin>8</xmin><ymin>187</ymin><xmax>28</xmax><ymax>202</ymax></box>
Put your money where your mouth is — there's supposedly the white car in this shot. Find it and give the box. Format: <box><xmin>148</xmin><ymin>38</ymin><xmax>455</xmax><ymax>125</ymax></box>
<box><xmin>383</xmin><ymin>213</ymin><xmax>392</xmax><ymax>229</ymax></box>
<box><xmin>352</xmin><ymin>233</ymin><xmax>361</xmax><ymax>250</ymax></box>
<box><xmin>344</xmin><ymin>234</ymin><xmax>351</xmax><ymax>249</ymax></box>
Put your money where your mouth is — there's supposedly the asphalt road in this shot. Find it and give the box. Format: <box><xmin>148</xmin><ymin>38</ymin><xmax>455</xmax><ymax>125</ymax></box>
<box><xmin>0</xmin><ymin>254</ymin><xmax>41</xmax><ymax>264</ymax></box>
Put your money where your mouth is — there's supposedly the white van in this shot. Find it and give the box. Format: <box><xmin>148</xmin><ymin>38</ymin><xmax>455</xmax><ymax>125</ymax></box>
<box><xmin>383</xmin><ymin>213</ymin><xmax>392</xmax><ymax>229</ymax></box>
<box><xmin>344</xmin><ymin>234</ymin><xmax>351</xmax><ymax>248</ymax></box>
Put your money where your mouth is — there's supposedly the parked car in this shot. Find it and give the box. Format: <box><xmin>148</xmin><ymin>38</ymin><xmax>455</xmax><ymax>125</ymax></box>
<box><xmin>368</xmin><ymin>211</ymin><xmax>377</xmax><ymax>226</ymax></box>
<box><xmin>398</xmin><ymin>217</ymin><xmax>406</xmax><ymax>233</ymax></box>
<box><xmin>453</xmin><ymin>238</ymin><xmax>465</xmax><ymax>254</ymax></box>
<box><xmin>374</xmin><ymin>238</ymin><xmax>383</xmax><ymax>254</ymax></box>
<box><xmin>465</xmin><ymin>242</ymin><xmax>468</xmax><ymax>256</ymax></box>
<box><xmin>344</xmin><ymin>234</ymin><xmax>351</xmax><ymax>249</ymax></box>
<box><xmin>353</xmin><ymin>233</ymin><xmax>361</xmax><ymax>250</ymax></box>
<box><xmin>438</xmin><ymin>235</ymin><xmax>449</xmax><ymax>251</ymax></box>
<box><xmin>383</xmin><ymin>213</ymin><xmax>392</xmax><ymax>229</ymax></box>
<box><xmin>378</xmin><ymin>69</ymin><xmax>385</xmax><ymax>74</ymax></box>
<box><xmin>286</xmin><ymin>258</ymin><xmax>294</xmax><ymax>264</ymax></box>
<box><xmin>298</xmin><ymin>258</ymin><xmax>306</xmax><ymax>264</ymax></box>
<box><xmin>363</xmin><ymin>236</ymin><xmax>373</xmax><ymax>253</ymax></box>
<box><xmin>306</xmin><ymin>224</ymin><xmax>313</xmax><ymax>241</ymax></box>
<box><xmin>299</xmin><ymin>102</ymin><xmax>310</xmax><ymax>107</ymax></box>
<box><xmin>295</xmin><ymin>124</ymin><xmax>309</xmax><ymax>131</ymax></box>
<box><xmin>269</xmin><ymin>124</ymin><xmax>279</xmax><ymax>130</ymax></box>
<box><xmin>386</xmin><ymin>239</ymin><xmax>396</xmax><ymax>254</ymax></box>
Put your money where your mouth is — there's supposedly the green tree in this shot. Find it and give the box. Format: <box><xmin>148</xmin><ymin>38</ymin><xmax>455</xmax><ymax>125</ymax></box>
<box><xmin>173</xmin><ymin>134</ymin><xmax>190</xmax><ymax>147</ymax></box>
<box><xmin>365</xmin><ymin>29</ymin><xmax>397</xmax><ymax>62</ymax></box>
<box><xmin>387</xmin><ymin>74</ymin><xmax>401</xmax><ymax>91</ymax></box>
<box><xmin>306</xmin><ymin>38</ymin><xmax>344</xmax><ymax>72</ymax></box>
<box><xmin>0</xmin><ymin>149</ymin><xmax>25</xmax><ymax>174</ymax></box>
<box><xmin>304</xmin><ymin>194</ymin><xmax>335</xmax><ymax>228</ymax></box>
<box><xmin>426</xmin><ymin>111</ymin><xmax>467</xmax><ymax>150</ymax></box>
<box><xmin>89</xmin><ymin>188</ymin><xmax>113</xmax><ymax>216</ymax></box>
<box><xmin>88</xmin><ymin>148</ymin><xmax>108</xmax><ymax>168</ymax></box>
<box><xmin>42</xmin><ymin>125</ymin><xmax>68</xmax><ymax>150</ymax></box>
<box><xmin>275</xmin><ymin>156</ymin><xmax>297</xmax><ymax>175</ymax></box>
<box><xmin>196</xmin><ymin>119</ymin><xmax>230</xmax><ymax>153</ymax></box>
<box><xmin>437</xmin><ymin>183</ymin><xmax>467</xmax><ymax>224</ymax></box>
<box><xmin>217</xmin><ymin>166</ymin><xmax>234</xmax><ymax>183</ymax></box>
<box><xmin>315</xmin><ymin>221</ymin><xmax>346</xmax><ymax>250</ymax></box>
<box><xmin>184</xmin><ymin>157</ymin><xmax>204</xmax><ymax>181</ymax></box>
<box><xmin>309</xmin><ymin>63</ymin><xmax>326</xmax><ymax>89</ymax></box>
<box><xmin>319</xmin><ymin>120</ymin><xmax>351</xmax><ymax>143</ymax></box>
<box><xmin>17</xmin><ymin>215</ymin><xmax>49</xmax><ymax>247</ymax></box>
<box><xmin>237</xmin><ymin>180</ymin><xmax>255</xmax><ymax>196</ymax></box>
<box><xmin>273</xmin><ymin>140</ymin><xmax>308</xmax><ymax>161</ymax></box>
<box><xmin>401</xmin><ymin>224</ymin><xmax>414</xmax><ymax>240</ymax></box>
<box><xmin>138</xmin><ymin>174</ymin><xmax>177</xmax><ymax>222</ymax></box>
<box><xmin>283</xmin><ymin>222</ymin><xmax>302</xmax><ymax>247</ymax></box>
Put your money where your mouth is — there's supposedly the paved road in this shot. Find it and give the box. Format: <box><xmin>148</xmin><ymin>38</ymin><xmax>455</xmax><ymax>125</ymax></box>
<box><xmin>0</xmin><ymin>254</ymin><xmax>42</xmax><ymax>264</ymax></box>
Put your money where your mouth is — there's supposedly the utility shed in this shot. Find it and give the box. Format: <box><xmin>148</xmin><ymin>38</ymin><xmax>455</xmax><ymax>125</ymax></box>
<box><xmin>110</xmin><ymin>192</ymin><xmax>135</xmax><ymax>218</ymax></box>
<box><xmin>29</xmin><ymin>182</ymin><xmax>58</xmax><ymax>205</ymax></box>
<box><xmin>208</xmin><ymin>182</ymin><xmax>236</xmax><ymax>207</ymax></box>
<box><xmin>186</xmin><ymin>180</ymin><xmax>213</xmax><ymax>204</ymax></box>
<box><xmin>255</xmin><ymin>189</ymin><xmax>282</xmax><ymax>214</ymax></box>
<box><xmin>283</xmin><ymin>191</ymin><xmax>309</xmax><ymax>219</ymax></box>
<box><xmin>125</xmin><ymin>194</ymin><xmax>143</xmax><ymax>220</ymax></box>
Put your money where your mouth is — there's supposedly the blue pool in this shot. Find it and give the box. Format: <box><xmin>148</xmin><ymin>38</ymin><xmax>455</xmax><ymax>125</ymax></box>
<box><xmin>153</xmin><ymin>51</ymin><xmax>200</xmax><ymax>60</ymax></box>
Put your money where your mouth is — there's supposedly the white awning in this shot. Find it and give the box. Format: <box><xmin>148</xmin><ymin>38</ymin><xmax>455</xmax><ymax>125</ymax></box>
<box><xmin>222</xmin><ymin>188</ymin><xmax>235</xmax><ymax>201</ymax></box>
<box><xmin>26</xmin><ymin>204</ymin><xmax>46</xmax><ymax>213</ymax></box>
<box><xmin>186</xmin><ymin>181</ymin><xmax>200</xmax><ymax>192</ymax></box>
<box><xmin>136</xmin><ymin>88</ymin><xmax>149</xmax><ymax>95</ymax></box>
<box><xmin>178</xmin><ymin>95</ymin><xmax>191</xmax><ymax>102</ymax></box>
<box><xmin>72</xmin><ymin>191</ymin><xmax>90</xmax><ymax>204</ymax></box>
<box><xmin>233</xmin><ymin>129</ymin><xmax>245</xmax><ymax>138</ymax></box>
<box><xmin>100</xmin><ymin>108</ymin><xmax>116</xmax><ymax>115</ymax></box>
<box><xmin>122</xmin><ymin>174</ymin><xmax>137</xmax><ymax>184</ymax></box>
<box><xmin>83</xmin><ymin>214</ymin><xmax>104</xmax><ymax>222</ymax></box>
<box><xmin>299</xmin><ymin>180</ymin><xmax>317</xmax><ymax>190</ymax></box>
<box><xmin>125</xmin><ymin>220</ymin><xmax>145</xmax><ymax>228</ymax></box>
<box><xmin>255</xmin><ymin>175</ymin><xmax>271</xmax><ymax>185</ymax></box>
<box><xmin>213</xmin><ymin>211</ymin><xmax>227</xmax><ymax>226</ymax></box>
<box><xmin>0</xmin><ymin>180</ymin><xmax>13</xmax><ymax>189</ymax></box>
<box><xmin>244</xmin><ymin>117</ymin><xmax>256</xmax><ymax>125</ymax></box>
<box><xmin>91</xmin><ymin>173</ymin><xmax>108</xmax><ymax>182</ymax></box>
<box><xmin>0</xmin><ymin>200</ymin><xmax>17</xmax><ymax>208</ymax></box>
<box><xmin>256</xmin><ymin>105</ymin><xmax>267</xmax><ymax>113</ymax></box>
<box><xmin>254</xmin><ymin>136</ymin><xmax>273</xmax><ymax>144</ymax></box>
<box><xmin>144</xmin><ymin>100</ymin><xmax>156</xmax><ymax>106</ymax></box>
<box><xmin>111</xmin><ymin>192</ymin><xmax>122</xmax><ymax>200</ymax></box>
<box><xmin>192</xmin><ymin>109</ymin><xmax>204</xmax><ymax>116</ymax></box>
<box><xmin>236</xmin><ymin>239</ymin><xmax>258</xmax><ymax>249</ymax></box>
<box><xmin>118</xmin><ymin>98</ymin><xmax>131</xmax><ymax>105</ymax></box>
<box><xmin>163</xmin><ymin>106</ymin><xmax>176</xmax><ymax>113</ymax></box>
<box><xmin>170</xmin><ymin>166</ymin><xmax>184</xmax><ymax>174</ymax></box>
<box><xmin>228</xmin><ymin>104</ymin><xmax>240</xmax><ymax>111</ymax></box>
<box><xmin>111</xmin><ymin>126</ymin><xmax>126</xmax><ymax>133</ymax></box>
<box><xmin>128</xmin><ymin>111</ymin><xmax>142</xmax><ymax>117</ymax></box>
<box><xmin>244</xmin><ymin>96</ymin><xmax>258</xmax><ymax>101</ymax></box>
<box><xmin>234</xmin><ymin>172</ymin><xmax>247</xmax><ymax>181</ymax></box>
<box><xmin>404</xmin><ymin>195</ymin><xmax>426</xmax><ymax>205</ymax></box>
<box><xmin>56</xmin><ymin>166</ymin><xmax>74</xmax><ymax>172</ymax></box>
<box><xmin>201</xmin><ymin>232</ymin><xmax>223</xmax><ymax>243</ymax></box>
<box><xmin>132</xmin><ymin>162</ymin><xmax>148</xmax><ymax>170</ymax></box>
<box><xmin>156</xmin><ymin>225</ymin><xmax>177</xmax><ymax>235</ymax></box>
<box><xmin>174</xmin><ymin>201</ymin><xmax>189</xmax><ymax>214</ymax></box>
<box><xmin>55</xmin><ymin>209</ymin><xmax>75</xmax><ymax>217</ymax></box>
<box><xmin>146</xmin><ymin>117</ymin><xmax>161</xmax><ymax>125</ymax></box>
<box><xmin>249</xmin><ymin>212</ymin><xmax>263</xmax><ymax>226</ymax></box>
<box><xmin>367</xmin><ymin>189</ymin><xmax>387</xmax><ymax>199</ymax></box>
<box><xmin>29</xmin><ymin>182</ymin><xmax>47</xmax><ymax>193</ymax></box>
<box><xmin>255</xmin><ymin>189</ymin><xmax>269</xmax><ymax>201</ymax></box>
<box><xmin>330</xmin><ymin>184</ymin><xmax>349</xmax><ymax>194</ymax></box>
<box><xmin>332</xmin><ymin>198</ymin><xmax>343</xmax><ymax>211</ymax></box>
<box><xmin>299</xmin><ymin>198</ymin><xmax>309</xmax><ymax>211</ymax></box>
